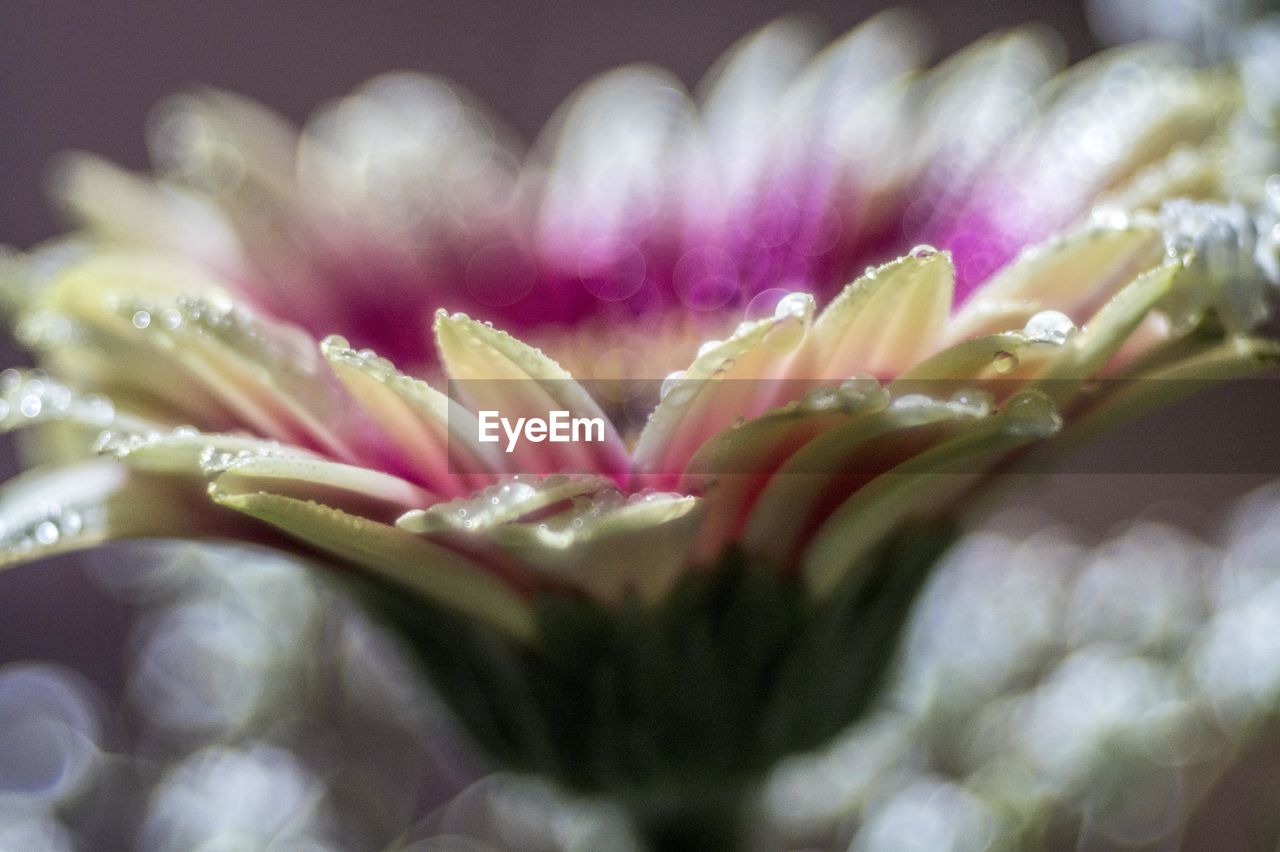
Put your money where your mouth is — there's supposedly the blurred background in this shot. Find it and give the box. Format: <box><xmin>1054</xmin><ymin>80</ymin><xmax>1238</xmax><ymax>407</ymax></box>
<box><xmin>3</xmin><ymin>0</ymin><xmax>1280</xmax><ymax>849</ymax></box>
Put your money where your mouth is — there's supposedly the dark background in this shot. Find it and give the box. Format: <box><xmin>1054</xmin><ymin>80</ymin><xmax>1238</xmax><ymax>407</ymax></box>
<box><xmin>0</xmin><ymin>0</ymin><xmax>1273</xmax><ymax>694</ymax></box>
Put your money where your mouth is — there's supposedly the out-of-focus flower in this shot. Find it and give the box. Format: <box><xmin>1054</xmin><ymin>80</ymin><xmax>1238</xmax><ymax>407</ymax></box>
<box><xmin>1</xmin><ymin>13</ymin><xmax>1279</xmax><ymax>847</ymax></box>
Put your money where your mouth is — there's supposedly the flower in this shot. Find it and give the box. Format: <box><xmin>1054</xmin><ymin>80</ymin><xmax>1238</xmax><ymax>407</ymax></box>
<box><xmin>2</xmin><ymin>13</ymin><xmax>1279</xmax><ymax>847</ymax></box>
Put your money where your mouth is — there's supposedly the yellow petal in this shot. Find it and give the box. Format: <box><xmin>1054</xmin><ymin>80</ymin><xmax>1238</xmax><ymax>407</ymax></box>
<box><xmin>208</xmin><ymin>453</ymin><xmax>431</xmax><ymax>524</ymax></box>
<box><xmin>742</xmin><ymin>390</ymin><xmax>998</xmax><ymax>567</ymax></box>
<box><xmin>210</xmin><ymin>489</ymin><xmax>535</xmax><ymax>642</ymax></box>
<box><xmin>322</xmin><ymin>335</ymin><xmax>504</xmax><ymax>495</ymax></box>
<box><xmin>434</xmin><ymin>311</ymin><xmax>627</xmax><ymax>475</ymax></box>
<box><xmin>36</xmin><ymin>254</ymin><xmax>361</xmax><ymax>460</ymax></box>
<box><xmin>487</xmin><ymin>491</ymin><xmax>702</xmax><ymax>604</ymax></box>
<box><xmin>96</xmin><ymin>427</ymin><xmax>309</xmax><ymax>476</ymax></box>
<box><xmin>632</xmin><ymin>300</ymin><xmax>816</xmax><ymax>477</ymax></box>
<box><xmin>801</xmin><ymin>390</ymin><xmax>1062</xmax><ymax>598</ymax></box>
<box><xmin>793</xmin><ymin>249</ymin><xmax>955</xmax><ymax>380</ymax></box>
<box><xmin>0</xmin><ymin>460</ymin><xmax>224</xmax><ymax>568</ymax></box>
<box><xmin>680</xmin><ymin>380</ymin><xmax>890</xmax><ymax>561</ymax></box>
<box><xmin>398</xmin><ymin>474</ymin><xmax>609</xmax><ymax>535</ymax></box>
<box><xmin>949</xmin><ymin>222</ymin><xmax>1164</xmax><ymax>341</ymax></box>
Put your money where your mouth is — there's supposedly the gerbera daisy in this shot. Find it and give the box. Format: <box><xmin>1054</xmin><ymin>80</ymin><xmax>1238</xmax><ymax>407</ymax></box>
<box><xmin>1</xmin><ymin>13</ymin><xmax>1278</xmax><ymax>848</ymax></box>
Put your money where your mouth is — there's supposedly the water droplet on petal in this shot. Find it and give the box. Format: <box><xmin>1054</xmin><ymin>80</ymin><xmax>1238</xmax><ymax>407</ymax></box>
<box><xmin>801</xmin><ymin>387</ymin><xmax>841</xmax><ymax>412</ymax></box>
<box><xmin>774</xmin><ymin>291</ymin><xmax>815</xmax><ymax>322</ymax></box>
<box><xmin>34</xmin><ymin>521</ymin><xmax>59</xmax><ymax>546</ymax></box>
<box><xmin>891</xmin><ymin>393</ymin><xmax>936</xmax><ymax>412</ymax></box>
<box><xmin>697</xmin><ymin>339</ymin><xmax>723</xmax><ymax>359</ymax></box>
<box><xmin>1090</xmin><ymin>205</ymin><xmax>1131</xmax><ymax>230</ymax></box>
<box><xmin>61</xmin><ymin>511</ymin><xmax>82</xmax><ymax>537</ymax></box>
<box><xmin>992</xmin><ymin>351</ymin><xmax>1019</xmax><ymax>374</ymax></box>
<box><xmin>911</xmin><ymin>244</ymin><xmax>938</xmax><ymax>259</ymax></box>
<box><xmin>840</xmin><ymin>373</ymin><xmax>880</xmax><ymax>398</ymax></box>
<box><xmin>1023</xmin><ymin>310</ymin><xmax>1077</xmax><ymax>345</ymax></box>
<box><xmin>949</xmin><ymin>388</ymin><xmax>993</xmax><ymax>417</ymax></box>
<box><xmin>131</xmin><ymin>310</ymin><xmax>151</xmax><ymax>330</ymax></box>
<box><xmin>1003</xmin><ymin>391</ymin><xmax>1062</xmax><ymax>437</ymax></box>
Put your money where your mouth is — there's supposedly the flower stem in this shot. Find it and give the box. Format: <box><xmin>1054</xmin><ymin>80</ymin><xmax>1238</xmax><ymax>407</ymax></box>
<box><xmin>629</xmin><ymin>786</ymin><xmax>748</xmax><ymax>852</ymax></box>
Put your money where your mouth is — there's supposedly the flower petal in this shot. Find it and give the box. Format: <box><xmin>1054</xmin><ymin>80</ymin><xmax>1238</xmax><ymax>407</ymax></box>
<box><xmin>888</xmin><ymin>332</ymin><xmax>1034</xmax><ymax>389</ymax></box>
<box><xmin>95</xmin><ymin>425</ymin><xmax>429</xmax><ymax>522</ymax></box>
<box><xmin>741</xmin><ymin>390</ymin><xmax>1001</xmax><ymax>567</ymax></box>
<box><xmin>680</xmin><ymin>380</ymin><xmax>890</xmax><ymax>560</ymax></box>
<box><xmin>33</xmin><ymin>254</ymin><xmax>364</xmax><ymax>460</ymax></box>
<box><xmin>95</xmin><ymin>426</ymin><xmax>310</xmax><ymax>475</ymax></box>
<box><xmin>632</xmin><ymin>302</ymin><xmax>816</xmax><ymax>479</ymax></box>
<box><xmin>0</xmin><ymin>460</ymin><xmax>224</xmax><ymax>568</ymax></box>
<box><xmin>207</xmin><ymin>453</ymin><xmax>432</xmax><ymax>524</ymax></box>
<box><xmin>321</xmin><ymin>334</ymin><xmax>503</xmax><ymax>495</ymax></box>
<box><xmin>208</xmin><ymin>488</ymin><xmax>536</xmax><ymax>642</ymax></box>
<box><xmin>434</xmin><ymin>311</ymin><xmax>627</xmax><ymax>476</ymax></box>
<box><xmin>1032</xmin><ymin>259</ymin><xmax>1181</xmax><ymax>402</ymax></box>
<box><xmin>791</xmin><ymin>249</ymin><xmax>955</xmax><ymax>380</ymax></box>
<box><xmin>1036</xmin><ymin>335</ymin><xmax>1280</xmax><ymax>465</ymax></box>
<box><xmin>51</xmin><ymin>152</ymin><xmax>243</xmax><ymax>273</ymax></box>
<box><xmin>486</xmin><ymin>491</ymin><xmax>703</xmax><ymax>604</ymax></box>
<box><xmin>948</xmin><ymin>221</ymin><xmax>1164</xmax><ymax>341</ymax></box>
<box><xmin>397</xmin><ymin>474</ymin><xmax>609</xmax><ymax>534</ymax></box>
<box><xmin>800</xmin><ymin>390</ymin><xmax>1062</xmax><ymax>598</ymax></box>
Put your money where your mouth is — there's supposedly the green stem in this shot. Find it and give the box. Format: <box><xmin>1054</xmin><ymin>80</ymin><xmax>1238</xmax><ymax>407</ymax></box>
<box><xmin>629</xmin><ymin>786</ymin><xmax>748</xmax><ymax>852</ymax></box>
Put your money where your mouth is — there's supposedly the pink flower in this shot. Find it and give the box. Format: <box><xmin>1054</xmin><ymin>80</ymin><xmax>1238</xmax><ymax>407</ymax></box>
<box><xmin>0</xmin><ymin>17</ymin><xmax>1276</xmax><ymax>839</ymax></box>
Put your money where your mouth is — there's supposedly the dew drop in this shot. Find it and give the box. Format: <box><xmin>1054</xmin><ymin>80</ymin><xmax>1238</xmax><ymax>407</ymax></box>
<box><xmin>910</xmin><ymin>244</ymin><xmax>938</xmax><ymax>259</ymax></box>
<box><xmin>774</xmin><ymin>291</ymin><xmax>815</xmax><ymax>322</ymax></box>
<box><xmin>992</xmin><ymin>351</ymin><xmax>1019</xmax><ymax>374</ymax></box>
<box><xmin>19</xmin><ymin>395</ymin><xmax>42</xmax><ymax>418</ymax></box>
<box><xmin>949</xmin><ymin>388</ymin><xmax>993</xmax><ymax>417</ymax></box>
<box><xmin>131</xmin><ymin>310</ymin><xmax>152</xmax><ymax>330</ymax></box>
<box><xmin>1023</xmin><ymin>310</ymin><xmax>1077</xmax><ymax>345</ymax></box>
<box><xmin>801</xmin><ymin>387</ymin><xmax>841</xmax><ymax>412</ymax></box>
<box><xmin>61</xmin><ymin>511</ymin><xmax>82</xmax><ymax>537</ymax></box>
<box><xmin>1003</xmin><ymin>391</ymin><xmax>1062</xmax><ymax>437</ymax></box>
<box><xmin>840</xmin><ymin>373</ymin><xmax>880</xmax><ymax>398</ymax></box>
<box><xmin>33</xmin><ymin>521</ymin><xmax>59</xmax><ymax>546</ymax></box>
<box><xmin>697</xmin><ymin>339</ymin><xmax>723</xmax><ymax>359</ymax></box>
<box><xmin>1090</xmin><ymin>205</ymin><xmax>1131</xmax><ymax>230</ymax></box>
<box><xmin>891</xmin><ymin>393</ymin><xmax>936</xmax><ymax>412</ymax></box>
